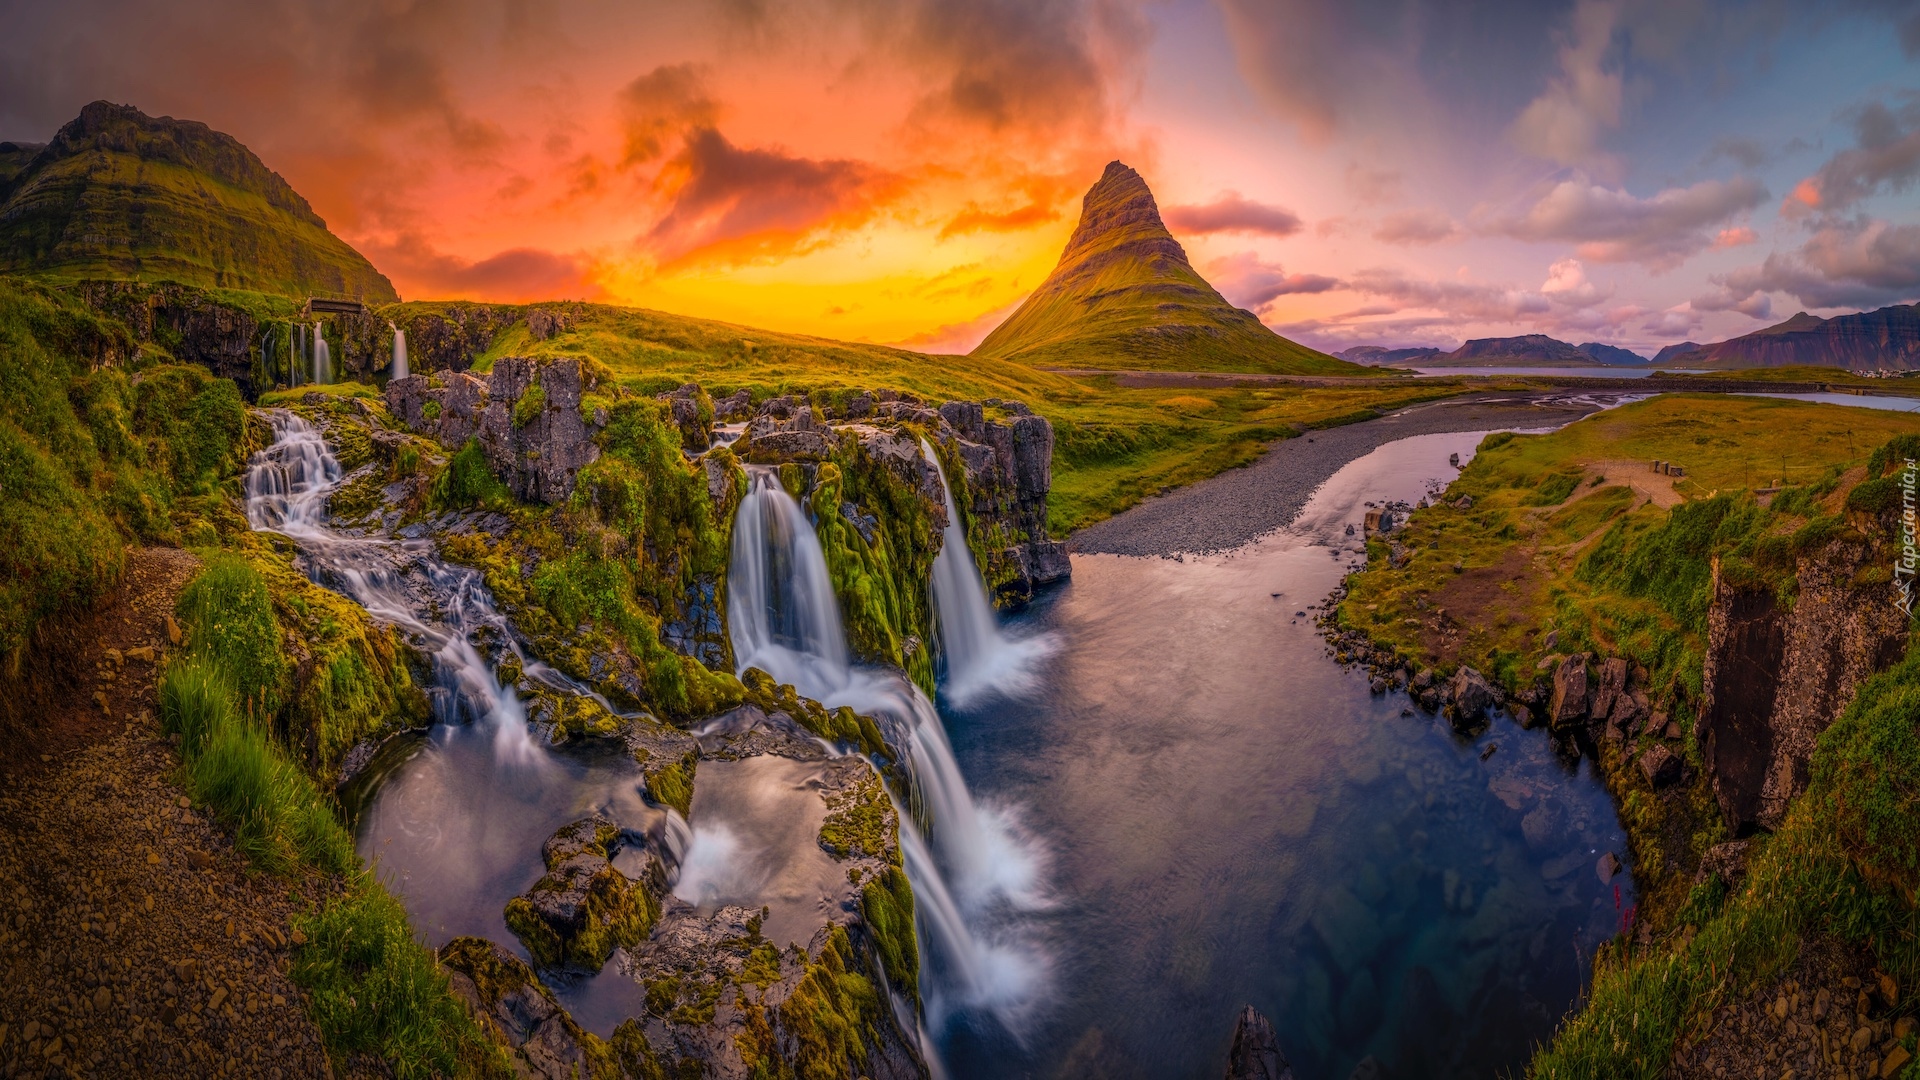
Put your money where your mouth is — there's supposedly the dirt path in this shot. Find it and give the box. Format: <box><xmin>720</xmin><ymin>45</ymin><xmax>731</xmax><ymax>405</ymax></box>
<box><xmin>0</xmin><ymin>548</ymin><xmax>333</xmax><ymax>1080</ymax></box>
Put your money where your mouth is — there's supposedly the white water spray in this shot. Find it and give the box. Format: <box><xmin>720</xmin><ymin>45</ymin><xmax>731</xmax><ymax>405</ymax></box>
<box><xmin>725</xmin><ymin>467</ymin><xmax>1048</xmax><ymax>1034</ymax></box>
<box><xmin>244</xmin><ymin>411</ymin><xmax>544</xmax><ymax>763</ymax></box>
<box><xmin>390</xmin><ymin>324</ymin><xmax>408</xmax><ymax>380</ymax></box>
<box><xmin>921</xmin><ymin>439</ymin><xmax>1056</xmax><ymax>708</ymax></box>
<box><xmin>312</xmin><ymin>323</ymin><xmax>332</xmax><ymax>385</ymax></box>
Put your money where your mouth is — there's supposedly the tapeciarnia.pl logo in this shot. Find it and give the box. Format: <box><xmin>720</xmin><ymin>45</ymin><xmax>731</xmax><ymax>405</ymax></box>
<box><xmin>1899</xmin><ymin>458</ymin><xmax>1917</xmax><ymax>618</ymax></box>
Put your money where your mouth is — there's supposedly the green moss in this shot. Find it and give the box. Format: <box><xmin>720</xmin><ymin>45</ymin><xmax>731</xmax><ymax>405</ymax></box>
<box><xmin>512</xmin><ymin>381</ymin><xmax>546</xmax><ymax>428</ymax></box>
<box><xmin>818</xmin><ymin>771</ymin><xmax>895</xmax><ymax>862</ymax></box>
<box><xmin>433</xmin><ymin>438</ymin><xmax>511</xmax><ymax>509</ymax></box>
<box><xmin>740</xmin><ymin>669</ymin><xmax>891</xmax><ymax>763</ymax></box>
<box><xmin>760</xmin><ymin>925</ymin><xmax>884</xmax><ymax>1080</ymax></box>
<box><xmin>811</xmin><ymin>453</ymin><xmax>941</xmax><ymax>694</ymax></box>
<box><xmin>859</xmin><ymin>866</ymin><xmax>919</xmax><ymax>1003</ymax></box>
<box><xmin>645</xmin><ymin>754</ymin><xmax>696</xmax><ymax>817</ymax></box>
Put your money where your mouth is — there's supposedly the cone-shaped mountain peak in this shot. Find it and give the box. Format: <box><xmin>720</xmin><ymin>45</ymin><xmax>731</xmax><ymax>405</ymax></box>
<box><xmin>972</xmin><ymin>161</ymin><xmax>1355</xmax><ymax>374</ymax></box>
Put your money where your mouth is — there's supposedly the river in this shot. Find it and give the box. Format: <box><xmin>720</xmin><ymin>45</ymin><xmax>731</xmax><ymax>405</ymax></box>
<box><xmin>255</xmin><ymin>413</ymin><xmax>1631</xmax><ymax>1080</ymax></box>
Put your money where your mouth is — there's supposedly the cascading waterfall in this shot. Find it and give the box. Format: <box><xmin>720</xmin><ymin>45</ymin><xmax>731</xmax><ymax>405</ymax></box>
<box><xmin>726</xmin><ymin>468</ymin><xmax>1047</xmax><ymax>1035</ymax></box>
<box><xmin>244</xmin><ymin>410</ymin><xmax>544</xmax><ymax>762</ymax></box>
<box><xmin>390</xmin><ymin>324</ymin><xmax>408</xmax><ymax>380</ymax></box>
<box><xmin>311</xmin><ymin>322</ymin><xmax>332</xmax><ymax>385</ymax></box>
<box><xmin>921</xmin><ymin>439</ymin><xmax>1055</xmax><ymax>708</ymax></box>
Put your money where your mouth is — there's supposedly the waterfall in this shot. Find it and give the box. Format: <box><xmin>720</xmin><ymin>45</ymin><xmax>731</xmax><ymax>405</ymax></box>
<box><xmin>391</xmin><ymin>324</ymin><xmax>408</xmax><ymax>380</ymax></box>
<box><xmin>289</xmin><ymin>323</ymin><xmax>302</xmax><ymax>388</ymax></box>
<box><xmin>922</xmin><ymin>440</ymin><xmax>1055</xmax><ymax>708</ymax></box>
<box><xmin>725</xmin><ymin>466</ymin><xmax>1048</xmax><ymax>1036</ymax></box>
<box><xmin>244</xmin><ymin>411</ymin><xmax>542</xmax><ymax>763</ymax></box>
<box><xmin>312</xmin><ymin>323</ymin><xmax>332</xmax><ymax>385</ymax></box>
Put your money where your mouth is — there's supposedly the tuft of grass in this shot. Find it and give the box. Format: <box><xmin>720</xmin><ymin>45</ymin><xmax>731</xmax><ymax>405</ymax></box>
<box><xmin>292</xmin><ymin>880</ymin><xmax>510</xmax><ymax>1079</ymax></box>
<box><xmin>159</xmin><ymin>657</ymin><xmax>354</xmax><ymax>876</ymax></box>
<box><xmin>175</xmin><ymin>555</ymin><xmax>289</xmax><ymax>715</ymax></box>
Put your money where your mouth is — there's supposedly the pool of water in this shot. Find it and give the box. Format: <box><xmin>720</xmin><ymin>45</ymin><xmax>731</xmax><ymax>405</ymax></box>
<box><xmin>936</xmin><ymin>431</ymin><xmax>1634</xmax><ymax>1080</ymax></box>
<box><xmin>1736</xmin><ymin>391</ymin><xmax>1920</xmax><ymax>412</ymax></box>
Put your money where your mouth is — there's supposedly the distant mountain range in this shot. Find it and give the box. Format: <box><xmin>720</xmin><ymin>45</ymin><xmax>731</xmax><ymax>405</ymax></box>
<box><xmin>1657</xmin><ymin>305</ymin><xmax>1920</xmax><ymax>370</ymax></box>
<box><xmin>0</xmin><ymin>101</ymin><xmax>396</xmax><ymax>301</ymax></box>
<box><xmin>1336</xmin><ymin>334</ymin><xmax>1647</xmax><ymax>367</ymax></box>
<box><xmin>972</xmin><ymin>162</ymin><xmax>1359</xmax><ymax>375</ymax></box>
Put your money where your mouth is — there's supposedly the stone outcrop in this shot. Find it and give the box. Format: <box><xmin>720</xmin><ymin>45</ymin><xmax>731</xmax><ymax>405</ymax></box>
<box><xmin>385</xmin><ymin>356</ymin><xmax>604</xmax><ymax>503</ymax></box>
<box><xmin>657</xmin><ymin>382</ymin><xmax>713</xmax><ymax>453</ymax></box>
<box><xmin>503</xmin><ymin>815</ymin><xmax>663</xmax><ymax>972</ymax></box>
<box><xmin>936</xmin><ymin>397</ymin><xmax>1071</xmax><ymax>603</ymax></box>
<box><xmin>1223</xmin><ymin>1005</ymin><xmax>1294</xmax><ymax>1080</ymax></box>
<box><xmin>734</xmin><ymin>390</ymin><xmax>1071</xmax><ymax>605</ymax></box>
<box><xmin>1700</xmin><ymin>540</ymin><xmax>1909</xmax><ymax>834</ymax></box>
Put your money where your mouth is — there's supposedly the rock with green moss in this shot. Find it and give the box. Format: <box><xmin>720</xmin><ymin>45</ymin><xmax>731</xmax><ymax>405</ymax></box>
<box><xmin>437</xmin><ymin>935</ymin><xmax>636</xmax><ymax>1079</ymax></box>
<box><xmin>627</xmin><ymin>720</ymin><xmax>700</xmax><ymax>816</ymax></box>
<box><xmin>934</xmin><ymin>399</ymin><xmax>1070</xmax><ymax>605</ymax></box>
<box><xmin>504</xmin><ymin>816</ymin><xmax>665</xmax><ymax>973</ymax></box>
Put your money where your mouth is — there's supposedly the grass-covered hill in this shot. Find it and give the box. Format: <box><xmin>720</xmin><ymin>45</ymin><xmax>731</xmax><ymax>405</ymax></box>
<box><xmin>0</xmin><ymin>101</ymin><xmax>396</xmax><ymax>303</ymax></box>
<box><xmin>971</xmin><ymin>161</ymin><xmax>1359</xmax><ymax>376</ymax></box>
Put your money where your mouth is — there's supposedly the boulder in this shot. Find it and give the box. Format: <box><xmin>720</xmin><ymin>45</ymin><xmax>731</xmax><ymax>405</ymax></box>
<box><xmin>1446</xmin><ymin>667</ymin><xmax>1498</xmax><ymax>731</ymax></box>
<box><xmin>1637</xmin><ymin>744</ymin><xmax>1682</xmax><ymax>788</ymax></box>
<box><xmin>438</xmin><ymin>936</ymin><xmax>606</xmax><ymax>1080</ymax></box>
<box><xmin>1591</xmin><ymin>656</ymin><xmax>1628</xmax><ymax>721</ymax></box>
<box><xmin>713</xmin><ymin>388</ymin><xmax>752</xmax><ymax>420</ymax></box>
<box><xmin>503</xmin><ymin>816</ymin><xmax>661</xmax><ymax>972</ymax></box>
<box><xmin>1547</xmin><ymin>656</ymin><xmax>1589</xmax><ymax>727</ymax></box>
<box><xmin>657</xmin><ymin>383</ymin><xmax>713</xmax><ymax>452</ymax></box>
<box><xmin>1223</xmin><ymin>1005</ymin><xmax>1294</xmax><ymax>1080</ymax></box>
<box><xmin>1694</xmin><ymin>839</ymin><xmax>1752</xmax><ymax>887</ymax></box>
<box><xmin>478</xmin><ymin>357</ymin><xmax>601</xmax><ymax>503</ymax></box>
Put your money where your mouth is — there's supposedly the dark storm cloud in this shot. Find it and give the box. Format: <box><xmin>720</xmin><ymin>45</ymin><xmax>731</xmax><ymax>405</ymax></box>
<box><xmin>645</xmin><ymin>128</ymin><xmax>901</xmax><ymax>265</ymax></box>
<box><xmin>1786</xmin><ymin>98</ymin><xmax>1920</xmax><ymax>214</ymax></box>
<box><xmin>1705</xmin><ymin>219</ymin><xmax>1920</xmax><ymax>311</ymax></box>
<box><xmin>618</xmin><ymin>63</ymin><xmax>720</xmax><ymax>167</ymax></box>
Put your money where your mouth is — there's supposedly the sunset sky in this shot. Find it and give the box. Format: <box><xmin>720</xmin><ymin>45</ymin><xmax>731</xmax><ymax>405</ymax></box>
<box><xmin>4</xmin><ymin>0</ymin><xmax>1919</xmax><ymax>355</ymax></box>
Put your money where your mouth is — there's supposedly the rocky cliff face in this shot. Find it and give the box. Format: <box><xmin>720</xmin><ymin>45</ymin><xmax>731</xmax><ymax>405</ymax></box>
<box><xmin>385</xmin><ymin>357</ymin><xmax>605</xmax><ymax>503</ymax></box>
<box><xmin>735</xmin><ymin>390</ymin><xmax>1071</xmax><ymax>605</ymax></box>
<box><xmin>1700</xmin><ymin>537</ymin><xmax>1909</xmax><ymax>834</ymax></box>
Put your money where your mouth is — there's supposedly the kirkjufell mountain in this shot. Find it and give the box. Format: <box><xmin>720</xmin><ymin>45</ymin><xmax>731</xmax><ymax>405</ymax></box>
<box><xmin>972</xmin><ymin>161</ymin><xmax>1357</xmax><ymax>374</ymax></box>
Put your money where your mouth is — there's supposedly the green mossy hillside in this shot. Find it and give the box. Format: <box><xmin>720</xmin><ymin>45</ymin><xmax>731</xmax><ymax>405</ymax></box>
<box><xmin>0</xmin><ymin>102</ymin><xmax>396</xmax><ymax>302</ymax></box>
<box><xmin>164</xmin><ymin>561</ymin><xmax>505</xmax><ymax>1077</ymax></box>
<box><xmin>0</xmin><ymin>277</ymin><xmax>251</xmax><ymax>666</ymax></box>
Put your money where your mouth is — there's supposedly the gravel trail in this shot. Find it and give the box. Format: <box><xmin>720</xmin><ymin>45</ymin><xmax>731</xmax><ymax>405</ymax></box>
<box><xmin>1070</xmin><ymin>392</ymin><xmax>1626</xmax><ymax>557</ymax></box>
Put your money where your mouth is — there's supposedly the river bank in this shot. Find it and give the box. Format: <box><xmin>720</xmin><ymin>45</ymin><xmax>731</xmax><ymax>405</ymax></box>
<box><xmin>1070</xmin><ymin>391</ymin><xmax>1630</xmax><ymax>556</ymax></box>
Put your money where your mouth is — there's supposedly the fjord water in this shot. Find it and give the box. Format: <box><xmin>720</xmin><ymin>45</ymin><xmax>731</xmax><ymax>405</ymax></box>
<box><xmin>939</xmin><ymin>430</ymin><xmax>1633</xmax><ymax>1080</ymax></box>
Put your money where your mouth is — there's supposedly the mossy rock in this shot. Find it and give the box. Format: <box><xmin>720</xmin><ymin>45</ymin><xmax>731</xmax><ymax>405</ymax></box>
<box><xmin>502</xmin><ymin>815</ymin><xmax>662</xmax><ymax>973</ymax></box>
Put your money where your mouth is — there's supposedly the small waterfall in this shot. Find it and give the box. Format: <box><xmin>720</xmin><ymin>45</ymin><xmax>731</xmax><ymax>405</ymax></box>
<box><xmin>312</xmin><ymin>323</ymin><xmax>332</xmax><ymax>385</ymax></box>
<box><xmin>244</xmin><ymin>411</ymin><xmax>541</xmax><ymax>763</ymax></box>
<box><xmin>922</xmin><ymin>439</ymin><xmax>1055</xmax><ymax>708</ymax></box>
<box><xmin>390</xmin><ymin>324</ymin><xmax>408</xmax><ymax>380</ymax></box>
<box><xmin>288</xmin><ymin>323</ymin><xmax>302</xmax><ymax>388</ymax></box>
<box><xmin>725</xmin><ymin>466</ymin><xmax>1047</xmax><ymax>1036</ymax></box>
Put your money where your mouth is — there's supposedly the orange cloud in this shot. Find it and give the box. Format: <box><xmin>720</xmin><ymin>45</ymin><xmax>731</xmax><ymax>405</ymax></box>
<box><xmin>937</xmin><ymin>201</ymin><xmax>1060</xmax><ymax>238</ymax></box>
<box><xmin>1788</xmin><ymin>177</ymin><xmax>1823</xmax><ymax>209</ymax></box>
<box><xmin>644</xmin><ymin>128</ymin><xmax>905</xmax><ymax>267</ymax></box>
<box><xmin>1710</xmin><ymin>226</ymin><xmax>1759</xmax><ymax>250</ymax></box>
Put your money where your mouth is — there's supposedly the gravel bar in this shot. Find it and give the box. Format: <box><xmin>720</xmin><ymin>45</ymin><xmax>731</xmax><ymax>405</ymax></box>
<box><xmin>1069</xmin><ymin>391</ymin><xmax>1628</xmax><ymax>557</ymax></box>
